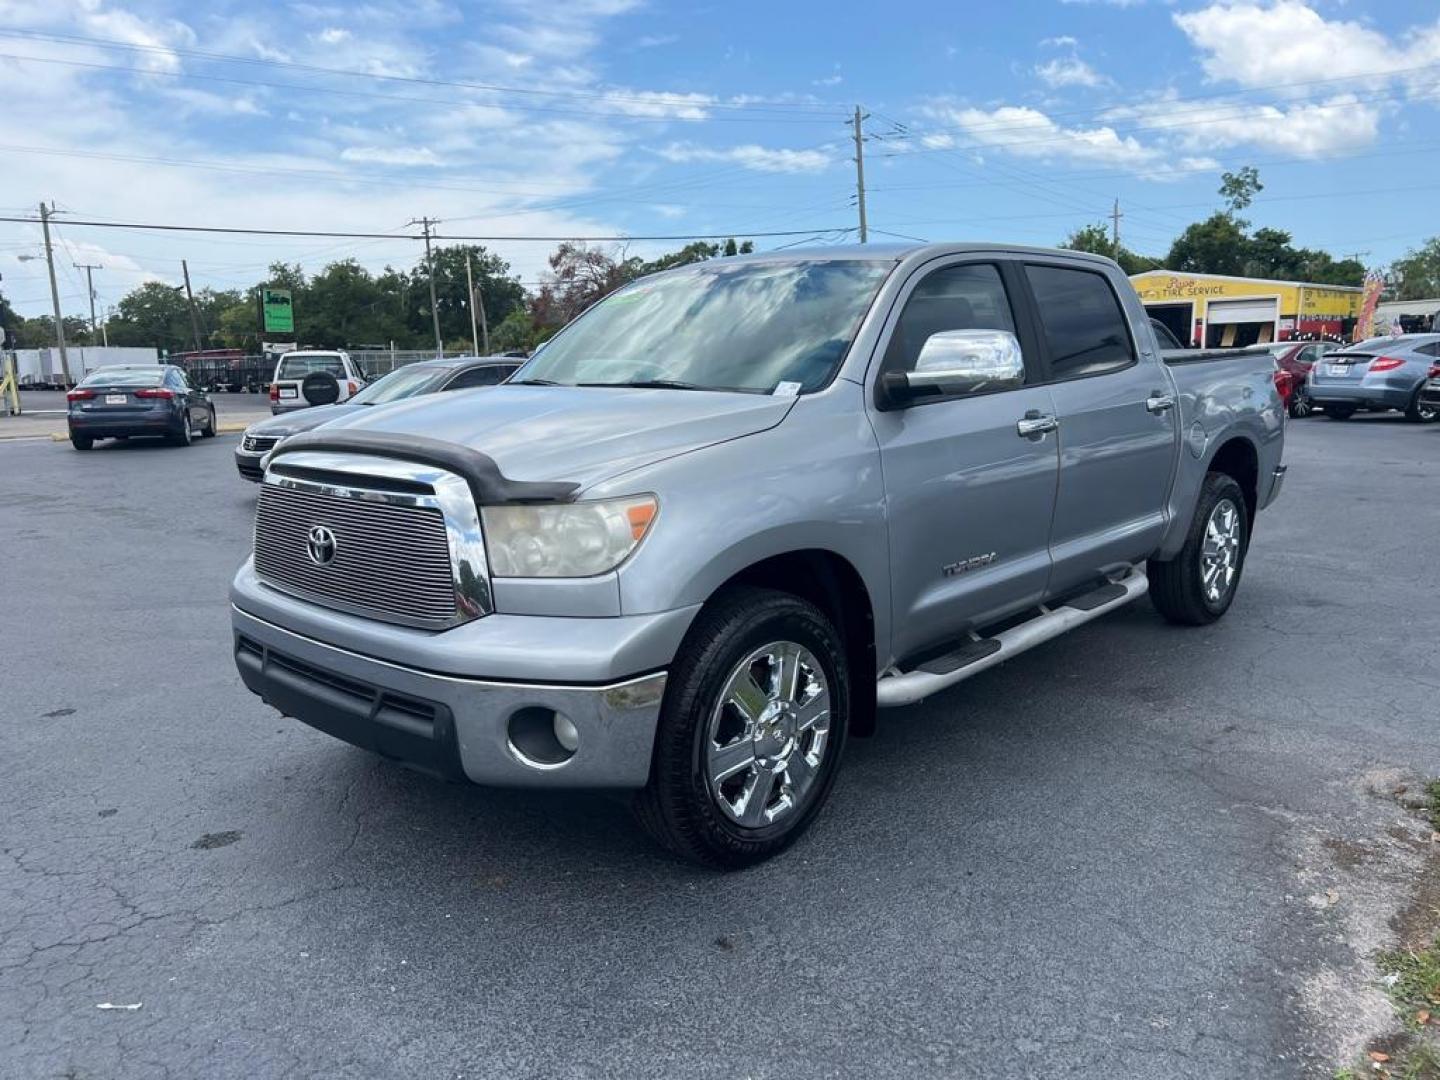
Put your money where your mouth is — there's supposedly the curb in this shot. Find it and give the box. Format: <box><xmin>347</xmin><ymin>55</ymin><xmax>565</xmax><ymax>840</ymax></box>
<box><xmin>29</xmin><ymin>423</ymin><xmax>251</xmax><ymax>442</ymax></box>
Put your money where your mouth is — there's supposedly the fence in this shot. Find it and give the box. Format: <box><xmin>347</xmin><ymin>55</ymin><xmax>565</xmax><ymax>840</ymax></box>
<box><xmin>349</xmin><ymin>349</ymin><xmax>470</xmax><ymax>378</ymax></box>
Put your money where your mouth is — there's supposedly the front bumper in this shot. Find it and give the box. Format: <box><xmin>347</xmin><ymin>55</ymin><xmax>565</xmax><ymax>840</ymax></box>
<box><xmin>234</xmin><ymin>446</ymin><xmax>265</xmax><ymax>481</ymax></box>
<box><xmin>233</xmin><ymin>605</ymin><xmax>667</xmax><ymax>788</ymax></box>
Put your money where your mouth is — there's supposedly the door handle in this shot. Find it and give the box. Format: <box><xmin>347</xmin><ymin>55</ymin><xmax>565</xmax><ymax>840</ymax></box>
<box><xmin>1016</xmin><ymin>412</ymin><xmax>1058</xmax><ymax>438</ymax></box>
<box><xmin>1146</xmin><ymin>393</ymin><xmax>1176</xmax><ymax>414</ymax></box>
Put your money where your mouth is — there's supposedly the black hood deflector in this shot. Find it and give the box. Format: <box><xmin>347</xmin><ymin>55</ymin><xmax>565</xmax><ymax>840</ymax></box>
<box><xmin>266</xmin><ymin>429</ymin><xmax>579</xmax><ymax>506</ymax></box>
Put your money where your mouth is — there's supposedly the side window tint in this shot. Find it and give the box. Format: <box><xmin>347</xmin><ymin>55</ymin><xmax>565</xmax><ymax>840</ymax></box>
<box><xmin>886</xmin><ymin>263</ymin><xmax>1020</xmax><ymax>375</ymax></box>
<box><xmin>1024</xmin><ymin>265</ymin><xmax>1137</xmax><ymax>379</ymax></box>
<box><xmin>446</xmin><ymin>366</ymin><xmax>503</xmax><ymax>390</ymax></box>
<box><xmin>1418</xmin><ymin>342</ymin><xmax>1440</xmax><ymax>358</ymax></box>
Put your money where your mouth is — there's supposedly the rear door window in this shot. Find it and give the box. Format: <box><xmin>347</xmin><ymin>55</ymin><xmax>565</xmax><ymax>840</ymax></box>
<box><xmin>278</xmin><ymin>355</ymin><xmax>344</xmax><ymax>380</ymax></box>
<box><xmin>1024</xmin><ymin>265</ymin><xmax>1137</xmax><ymax>380</ymax></box>
<box><xmin>445</xmin><ymin>365</ymin><xmax>509</xmax><ymax>390</ymax></box>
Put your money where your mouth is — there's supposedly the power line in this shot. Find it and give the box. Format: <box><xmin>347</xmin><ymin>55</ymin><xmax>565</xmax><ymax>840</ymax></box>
<box><xmin>0</xmin><ymin>29</ymin><xmax>845</xmax><ymax>115</ymax></box>
<box><xmin>0</xmin><ymin>50</ymin><xmax>844</xmax><ymax>125</ymax></box>
<box><xmin>0</xmin><ymin>215</ymin><xmax>856</xmax><ymax>242</ymax></box>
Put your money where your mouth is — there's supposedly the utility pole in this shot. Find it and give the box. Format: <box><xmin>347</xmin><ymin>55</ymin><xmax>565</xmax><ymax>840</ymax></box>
<box><xmin>181</xmin><ymin>259</ymin><xmax>203</xmax><ymax>352</ymax></box>
<box><xmin>1110</xmin><ymin>198</ymin><xmax>1123</xmax><ymax>255</ymax></box>
<box><xmin>38</xmin><ymin>202</ymin><xmax>72</xmax><ymax>387</ymax></box>
<box><xmin>464</xmin><ymin>251</ymin><xmax>480</xmax><ymax>356</ymax></box>
<box><xmin>410</xmin><ymin>216</ymin><xmax>443</xmax><ymax>355</ymax></box>
<box><xmin>74</xmin><ymin>262</ymin><xmax>102</xmax><ymax>343</ymax></box>
<box><xmin>852</xmin><ymin>106</ymin><xmax>869</xmax><ymax>244</ymax></box>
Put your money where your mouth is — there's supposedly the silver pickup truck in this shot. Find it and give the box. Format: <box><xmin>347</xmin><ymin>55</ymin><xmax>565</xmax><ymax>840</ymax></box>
<box><xmin>231</xmin><ymin>244</ymin><xmax>1285</xmax><ymax>868</ymax></box>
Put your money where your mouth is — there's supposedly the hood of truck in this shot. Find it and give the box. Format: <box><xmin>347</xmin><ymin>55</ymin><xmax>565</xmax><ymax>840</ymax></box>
<box><xmin>317</xmin><ymin>384</ymin><xmax>795</xmax><ymax>489</ymax></box>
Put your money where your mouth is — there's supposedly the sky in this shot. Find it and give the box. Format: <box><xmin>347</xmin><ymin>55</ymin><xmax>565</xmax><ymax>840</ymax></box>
<box><xmin>2</xmin><ymin>0</ymin><xmax>1439</xmax><ymax>320</ymax></box>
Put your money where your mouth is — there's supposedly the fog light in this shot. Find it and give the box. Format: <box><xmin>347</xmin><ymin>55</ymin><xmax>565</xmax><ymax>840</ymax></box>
<box><xmin>505</xmin><ymin>707</ymin><xmax>577</xmax><ymax>769</ymax></box>
<box><xmin>554</xmin><ymin>713</ymin><xmax>580</xmax><ymax>753</ymax></box>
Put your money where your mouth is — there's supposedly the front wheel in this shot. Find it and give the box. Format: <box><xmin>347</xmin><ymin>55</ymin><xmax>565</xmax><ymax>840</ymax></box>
<box><xmin>634</xmin><ymin>586</ymin><xmax>849</xmax><ymax>869</ymax></box>
<box><xmin>1148</xmin><ymin>472</ymin><xmax>1250</xmax><ymax>626</ymax></box>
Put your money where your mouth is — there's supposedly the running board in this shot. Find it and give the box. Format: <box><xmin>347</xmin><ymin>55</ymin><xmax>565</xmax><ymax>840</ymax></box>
<box><xmin>875</xmin><ymin>570</ymin><xmax>1150</xmax><ymax>708</ymax></box>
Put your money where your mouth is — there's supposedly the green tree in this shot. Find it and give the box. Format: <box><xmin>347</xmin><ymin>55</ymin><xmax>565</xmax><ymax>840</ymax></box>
<box><xmin>1059</xmin><ymin>223</ymin><xmax>1155</xmax><ymax>274</ymax></box>
<box><xmin>1165</xmin><ymin>212</ymin><xmax>1251</xmax><ymax>276</ymax></box>
<box><xmin>1389</xmin><ymin>238</ymin><xmax>1440</xmax><ymax>300</ymax></box>
<box><xmin>424</xmin><ymin>245</ymin><xmax>525</xmax><ymax>349</ymax></box>
<box><xmin>1219</xmin><ymin>166</ymin><xmax>1263</xmax><ymax>213</ymax></box>
<box><xmin>490</xmin><ymin>308</ymin><xmax>546</xmax><ymax>353</ymax></box>
<box><xmin>105</xmin><ymin>281</ymin><xmax>193</xmax><ymax>353</ymax></box>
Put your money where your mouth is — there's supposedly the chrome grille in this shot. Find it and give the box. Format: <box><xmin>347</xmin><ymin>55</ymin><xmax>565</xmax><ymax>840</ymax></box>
<box><xmin>243</xmin><ymin>434</ymin><xmax>280</xmax><ymax>453</ymax></box>
<box><xmin>253</xmin><ymin>480</ymin><xmax>460</xmax><ymax>627</ymax></box>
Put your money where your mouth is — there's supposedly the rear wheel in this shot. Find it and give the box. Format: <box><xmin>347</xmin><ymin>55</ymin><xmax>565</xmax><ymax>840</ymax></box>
<box><xmin>1404</xmin><ymin>387</ymin><xmax>1438</xmax><ymax>424</ymax></box>
<box><xmin>1289</xmin><ymin>387</ymin><xmax>1313</xmax><ymax>419</ymax></box>
<box><xmin>1148</xmin><ymin>472</ymin><xmax>1249</xmax><ymax>627</ymax></box>
<box><xmin>69</xmin><ymin>433</ymin><xmax>93</xmax><ymax>451</ymax></box>
<box><xmin>1325</xmin><ymin>404</ymin><xmax>1356</xmax><ymax>420</ymax></box>
<box><xmin>170</xmin><ymin>418</ymin><xmax>193</xmax><ymax>447</ymax></box>
<box><xmin>634</xmin><ymin>586</ymin><xmax>848</xmax><ymax>869</ymax></box>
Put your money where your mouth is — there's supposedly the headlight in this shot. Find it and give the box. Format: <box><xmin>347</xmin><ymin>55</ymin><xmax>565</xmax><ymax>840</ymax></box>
<box><xmin>482</xmin><ymin>495</ymin><xmax>658</xmax><ymax>578</ymax></box>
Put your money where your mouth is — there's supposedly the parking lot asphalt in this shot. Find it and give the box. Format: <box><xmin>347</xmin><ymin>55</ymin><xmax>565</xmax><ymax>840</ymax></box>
<box><xmin>3</xmin><ymin>415</ymin><xmax>1439</xmax><ymax>1079</ymax></box>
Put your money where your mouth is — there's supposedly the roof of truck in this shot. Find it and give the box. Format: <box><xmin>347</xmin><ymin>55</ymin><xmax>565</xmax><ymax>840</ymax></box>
<box><xmin>716</xmin><ymin>242</ymin><xmax>1118</xmax><ymax>267</ymax></box>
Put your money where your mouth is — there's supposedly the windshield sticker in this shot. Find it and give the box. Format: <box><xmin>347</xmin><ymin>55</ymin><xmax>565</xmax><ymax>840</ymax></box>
<box><xmin>772</xmin><ymin>381</ymin><xmax>802</xmax><ymax>397</ymax></box>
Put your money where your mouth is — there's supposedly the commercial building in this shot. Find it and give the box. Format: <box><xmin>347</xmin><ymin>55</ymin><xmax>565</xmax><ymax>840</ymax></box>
<box><xmin>1130</xmin><ymin>271</ymin><xmax>1362</xmax><ymax>348</ymax></box>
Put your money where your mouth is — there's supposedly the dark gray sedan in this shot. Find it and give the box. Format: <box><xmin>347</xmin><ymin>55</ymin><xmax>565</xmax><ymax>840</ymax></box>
<box><xmin>235</xmin><ymin>356</ymin><xmax>520</xmax><ymax>480</ymax></box>
<box><xmin>67</xmin><ymin>364</ymin><xmax>216</xmax><ymax>450</ymax></box>
<box><xmin>1307</xmin><ymin>334</ymin><xmax>1440</xmax><ymax>422</ymax></box>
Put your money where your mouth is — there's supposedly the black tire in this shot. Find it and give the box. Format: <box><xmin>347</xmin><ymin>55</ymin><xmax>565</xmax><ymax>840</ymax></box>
<box><xmin>634</xmin><ymin>586</ymin><xmax>849</xmax><ymax>869</ymax></box>
<box><xmin>70</xmin><ymin>433</ymin><xmax>92</xmax><ymax>451</ymax></box>
<box><xmin>301</xmin><ymin>371</ymin><xmax>341</xmax><ymax>406</ymax></box>
<box><xmin>1404</xmin><ymin>387</ymin><xmax>1438</xmax><ymax>424</ymax></box>
<box><xmin>1325</xmin><ymin>404</ymin><xmax>1356</xmax><ymax>420</ymax></box>
<box><xmin>169</xmin><ymin>418</ymin><xmax>193</xmax><ymax>447</ymax></box>
<box><xmin>1148</xmin><ymin>472</ymin><xmax>1250</xmax><ymax>627</ymax></box>
<box><xmin>201</xmin><ymin>406</ymin><xmax>217</xmax><ymax>437</ymax></box>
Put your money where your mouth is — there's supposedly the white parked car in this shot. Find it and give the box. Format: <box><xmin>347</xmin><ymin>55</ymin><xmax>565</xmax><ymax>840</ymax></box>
<box><xmin>268</xmin><ymin>350</ymin><xmax>364</xmax><ymax>415</ymax></box>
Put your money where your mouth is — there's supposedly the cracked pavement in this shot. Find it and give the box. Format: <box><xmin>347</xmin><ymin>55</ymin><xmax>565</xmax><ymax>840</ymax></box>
<box><xmin>2</xmin><ymin>417</ymin><xmax>1438</xmax><ymax>1078</ymax></box>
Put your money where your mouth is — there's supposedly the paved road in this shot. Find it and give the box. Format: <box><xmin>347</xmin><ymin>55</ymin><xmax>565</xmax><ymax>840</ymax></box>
<box><xmin>3</xmin><ymin>416</ymin><xmax>1438</xmax><ymax>1078</ymax></box>
<box><xmin>1</xmin><ymin>390</ymin><xmax>271</xmax><ymax>440</ymax></box>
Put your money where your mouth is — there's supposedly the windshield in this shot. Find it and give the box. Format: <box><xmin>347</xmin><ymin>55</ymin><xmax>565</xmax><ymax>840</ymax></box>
<box><xmin>516</xmin><ymin>259</ymin><xmax>892</xmax><ymax>393</ymax></box>
<box><xmin>81</xmin><ymin>368</ymin><xmax>164</xmax><ymax>387</ymax></box>
<box><xmin>351</xmin><ymin>366</ymin><xmax>447</xmax><ymax>405</ymax></box>
<box><xmin>278</xmin><ymin>354</ymin><xmax>344</xmax><ymax>379</ymax></box>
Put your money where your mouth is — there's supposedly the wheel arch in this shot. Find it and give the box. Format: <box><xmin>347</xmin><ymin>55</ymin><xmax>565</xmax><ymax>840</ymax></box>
<box><xmin>1205</xmin><ymin>435</ymin><xmax>1260</xmax><ymax>529</ymax></box>
<box><xmin>702</xmin><ymin>549</ymin><xmax>878</xmax><ymax>737</ymax></box>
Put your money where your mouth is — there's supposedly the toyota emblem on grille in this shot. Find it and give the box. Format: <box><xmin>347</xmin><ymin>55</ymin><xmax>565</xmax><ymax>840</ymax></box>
<box><xmin>306</xmin><ymin>525</ymin><xmax>337</xmax><ymax>566</ymax></box>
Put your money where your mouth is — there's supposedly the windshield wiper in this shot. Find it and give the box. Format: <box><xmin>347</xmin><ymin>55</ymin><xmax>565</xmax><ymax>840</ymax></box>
<box><xmin>576</xmin><ymin>379</ymin><xmax>708</xmax><ymax>391</ymax></box>
<box><xmin>510</xmin><ymin>377</ymin><xmax>560</xmax><ymax>386</ymax></box>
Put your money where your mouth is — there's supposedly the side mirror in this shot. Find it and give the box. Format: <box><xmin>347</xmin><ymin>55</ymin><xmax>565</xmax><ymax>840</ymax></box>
<box><xmin>881</xmin><ymin>329</ymin><xmax>1025</xmax><ymax>406</ymax></box>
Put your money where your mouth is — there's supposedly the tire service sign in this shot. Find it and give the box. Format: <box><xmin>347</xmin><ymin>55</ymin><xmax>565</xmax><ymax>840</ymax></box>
<box><xmin>262</xmin><ymin>288</ymin><xmax>295</xmax><ymax>334</ymax></box>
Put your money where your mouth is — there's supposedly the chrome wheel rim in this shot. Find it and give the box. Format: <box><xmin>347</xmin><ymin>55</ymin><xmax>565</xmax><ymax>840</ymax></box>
<box><xmin>705</xmin><ymin>641</ymin><xmax>831</xmax><ymax>829</ymax></box>
<box><xmin>1200</xmin><ymin>498</ymin><xmax>1242</xmax><ymax>604</ymax></box>
<box><xmin>1291</xmin><ymin>391</ymin><xmax>1311</xmax><ymax>418</ymax></box>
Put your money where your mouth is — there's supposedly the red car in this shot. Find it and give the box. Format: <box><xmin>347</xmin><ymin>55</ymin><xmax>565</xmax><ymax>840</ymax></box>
<box><xmin>1261</xmin><ymin>341</ymin><xmax>1339</xmax><ymax>418</ymax></box>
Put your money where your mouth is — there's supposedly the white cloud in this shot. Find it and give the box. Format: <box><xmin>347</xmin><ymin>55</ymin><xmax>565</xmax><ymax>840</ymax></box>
<box><xmin>338</xmin><ymin>146</ymin><xmax>446</xmax><ymax>166</ymax></box>
<box><xmin>1035</xmin><ymin>57</ymin><xmax>1108</xmax><ymax>89</ymax></box>
<box><xmin>1175</xmin><ymin>1</ymin><xmax>1440</xmax><ymax>94</ymax></box>
<box><xmin>651</xmin><ymin>204</ymin><xmax>686</xmax><ymax>219</ymax></box>
<box><xmin>928</xmin><ymin>104</ymin><xmax>1166</xmax><ymax>172</ymax></box>
<box><xmin>656</xmin><ymin>142</ymin><xmax>832</xmax><ymax>173</ymax></box>
<box><xmin>316</xmin><ymin>27</ymin><xmax>351</xmax><ymax>45</ymax></box>
<box><xmin>1104</xmin><ymin>93</ymin><xmax>1379</xmax><ymax>159</ymax></box>
<box><xmin>1040</xmin><ymin>36</ymin><xmax>1080</xmax><ymax>48</ymax></box>
<box><xmin>813</xmin><ymin>74</ymin><xmax>843</xmax><ymax>87</ymax></box>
